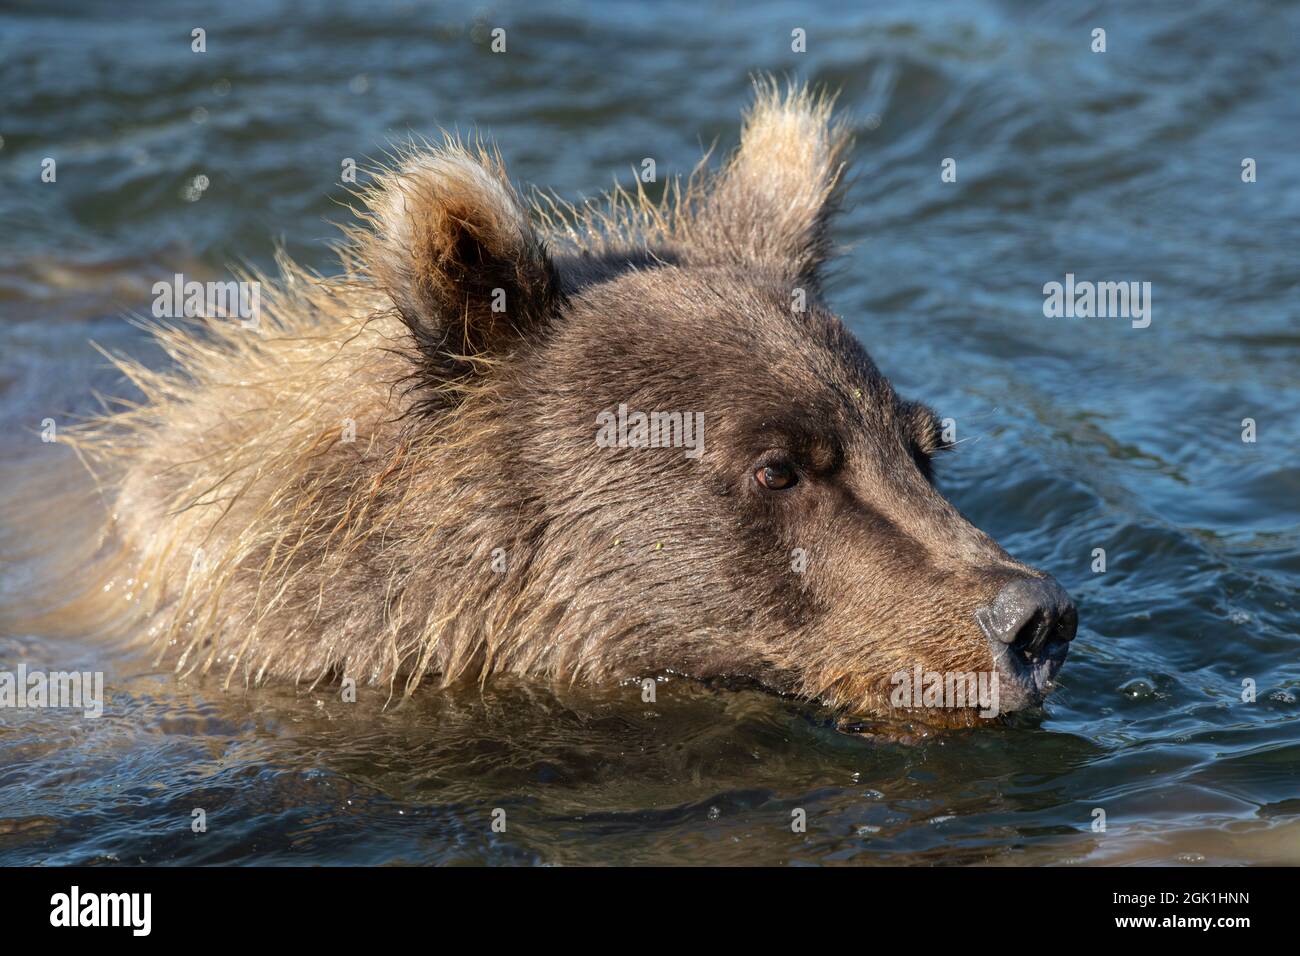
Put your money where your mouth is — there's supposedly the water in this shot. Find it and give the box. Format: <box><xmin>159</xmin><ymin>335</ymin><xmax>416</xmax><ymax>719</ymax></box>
<box><xmin>1</xmin><ymin>0</ymin><xmax>1298</xmax><ymax>865</ymax></box>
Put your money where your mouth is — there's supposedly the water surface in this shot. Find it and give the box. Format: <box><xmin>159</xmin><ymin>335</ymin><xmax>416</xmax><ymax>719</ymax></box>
<box><xmin>1</xmin><ymin>0</ymin><xmax>1298</xmax><ymax>865</ymax></box>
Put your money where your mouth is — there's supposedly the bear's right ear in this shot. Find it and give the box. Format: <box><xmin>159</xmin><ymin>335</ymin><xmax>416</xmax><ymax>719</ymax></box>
<box><xmin>359</xmin><ymin>142</ymin><xmax>562</xmax><ymax>398</ymax></box>
<box><xmin>690</xmin><ymin>79</ymin><xmax>853</xmax><ymax>289</ymax></box>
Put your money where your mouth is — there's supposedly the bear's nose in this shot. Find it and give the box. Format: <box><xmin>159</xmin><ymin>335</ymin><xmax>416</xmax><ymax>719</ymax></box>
<box><xmin>978</xmin><ymin>575</ymin><xmax>1078</xmax><ymax>654</ymax></box>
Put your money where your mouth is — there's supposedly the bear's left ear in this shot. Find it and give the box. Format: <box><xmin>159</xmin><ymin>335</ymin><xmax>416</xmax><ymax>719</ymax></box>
<box><xmin>360</xmin><ymin>142</ymin><xmax>562</xmax><ymax>394</ymax></box>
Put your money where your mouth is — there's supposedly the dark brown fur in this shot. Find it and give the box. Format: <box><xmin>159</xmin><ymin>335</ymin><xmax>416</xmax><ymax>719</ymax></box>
<box><xmin>5</xmin><ymin>81</ymin><xmax>1068</xmax><ymax>728</ymax></box>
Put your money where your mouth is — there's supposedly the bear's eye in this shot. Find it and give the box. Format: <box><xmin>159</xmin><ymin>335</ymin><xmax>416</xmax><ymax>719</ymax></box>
<box><xmin>755</xmin><ymin>461</ymin><xmax>798</xmax><ymax>491</ymax></box>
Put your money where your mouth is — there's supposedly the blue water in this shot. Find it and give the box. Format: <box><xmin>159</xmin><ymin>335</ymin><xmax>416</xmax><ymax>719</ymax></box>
<box><xmin>1</xmin><ymin>0</ymin><xmax>1298</xmax><ymax>864</ymax></box>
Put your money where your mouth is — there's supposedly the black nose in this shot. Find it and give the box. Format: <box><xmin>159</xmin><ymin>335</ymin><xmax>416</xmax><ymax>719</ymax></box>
<box><xmin>978</xmin><ymin>576</ymin><xmax>1078</xmax><ymax>654</ymax></box>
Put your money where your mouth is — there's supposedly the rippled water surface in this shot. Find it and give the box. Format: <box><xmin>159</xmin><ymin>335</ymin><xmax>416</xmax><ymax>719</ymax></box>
<box><xmin>1</xmin><ymin>0</ymin><xmax>1298</xmax><ymax>865</ymax></box>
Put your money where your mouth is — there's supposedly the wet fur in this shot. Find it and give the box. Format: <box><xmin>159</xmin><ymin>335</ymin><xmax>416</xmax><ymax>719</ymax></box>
<box><xmin>2</xmin><ymin>80</ymin><xmax>1041</xmax><ymax>726</ymax></box>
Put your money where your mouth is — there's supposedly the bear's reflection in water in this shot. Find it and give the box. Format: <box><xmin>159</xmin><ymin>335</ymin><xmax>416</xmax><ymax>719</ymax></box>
<box><xmin>2</xmin><ymin>637</ymin><xmax>1293</xmax><ymax>866</ymax></box>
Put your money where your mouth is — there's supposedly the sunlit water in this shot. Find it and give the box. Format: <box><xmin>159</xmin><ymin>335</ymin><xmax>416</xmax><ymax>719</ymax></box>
<box><xmin>1</xmin><ymin>0</ymin><xmax>1298</xmax><ymax>865</ymax></box>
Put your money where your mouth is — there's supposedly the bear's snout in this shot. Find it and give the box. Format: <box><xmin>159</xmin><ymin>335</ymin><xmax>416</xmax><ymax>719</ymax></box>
<box><xmin>978</xmin><ymin>574</ymin><xmax>1078</xmax><ymax>709</ymax></box>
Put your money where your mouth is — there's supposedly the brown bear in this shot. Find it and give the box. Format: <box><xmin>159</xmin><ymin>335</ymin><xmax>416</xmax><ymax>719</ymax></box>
<box><xmin>12</xmin><ymin>80</ymin><xmax>1077</xmax><ymax>730</ymax></box>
